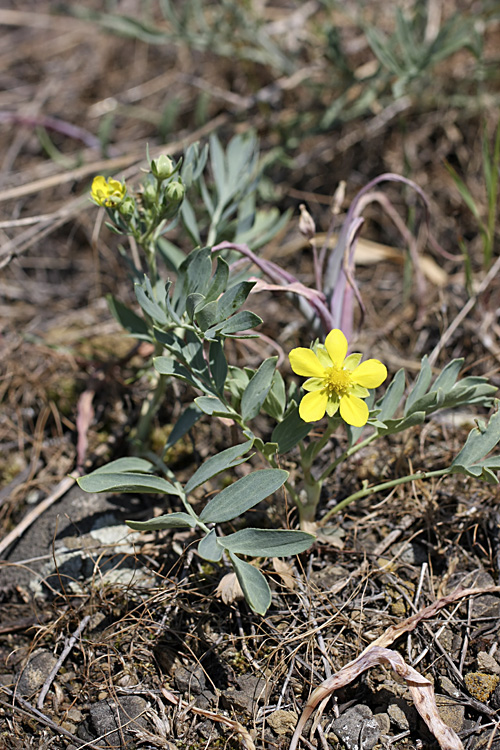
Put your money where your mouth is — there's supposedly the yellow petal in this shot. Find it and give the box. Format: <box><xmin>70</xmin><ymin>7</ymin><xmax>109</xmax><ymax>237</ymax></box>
<box><xmin>325</xmin><ymin>329</ymin><xmax>348</xmax><ymax>367</ymax></box>
<box><xmin>289</xmin><ymin>348</ymin><xmax>325</xmax><ymax>377</ymax></box>
<box><xmin>339</xmin><ymin>394</ymin><xmax>369</xmax><ymax>427</ymax></box>
<box><xmin>299</xmin><ymin>391</ymin><xmax>328</xmax><ymax>422</ymax></box>
<box><xmin>351</xmin><ymin>359</ymin><xmax>387</xmax><ymax>388</ymax></box>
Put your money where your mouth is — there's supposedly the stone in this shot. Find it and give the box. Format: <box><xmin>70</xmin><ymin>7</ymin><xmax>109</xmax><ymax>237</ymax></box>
<box><xmin>373</xmin><ymin>712</ymin><xmax>390</xmax><ymax>734</ymax></box>
<box><xmin>16</xmin><ymin>649</ymin><xmax>58</xmax><ymax>696</ymax></box>
<box><xmin>267</xmin><ymin>709</ymin><xmax>298</xmax><ymax>735</ymax></box>
<box><xmin>221</xmin><ymin>674</ymin><xmax>267</xmax><ymax>715</ymax></box>
<box><xmin>331</xmin><ymin>705</ymin><xmax>381</xmax><ymax>750</ymax></box>
<box><xmin>477</xmin><ymin>652</ymin><xmax>500</xmax><ymax>675</ymax></box>
<box><xmin>440</xmin><ymin>676</ymin><xmax>461</xmax><ymax>698</ymax></box>
<box><xmin>387</xmin><ymin>702</ymin><xmax>410</xmax><ymax>731</ymax></box>
<box><xmin>174</xmin><ymin>664</ymin><xmax>206</xmax><ymax>695</ymax></box>
<box><xmin>77</xmin><ymin>696</ymin><xmax>149</xmax><ymax>748</ymax></box>
<box><xmin>435</xmin><ymin>696</ymin><xmax>465</xmax><ymax>732</ymax></box>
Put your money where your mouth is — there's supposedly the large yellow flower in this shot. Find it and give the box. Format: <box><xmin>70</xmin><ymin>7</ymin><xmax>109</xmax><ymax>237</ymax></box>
<box><xmin>289</xmin><ymin>329</ymin><xmax>387</xmax><ymax>427</ymax></box>
<box><xmin>91</xmin><ymin>175</ymin><xmax>126</xmax><ymax>207</ymax></box>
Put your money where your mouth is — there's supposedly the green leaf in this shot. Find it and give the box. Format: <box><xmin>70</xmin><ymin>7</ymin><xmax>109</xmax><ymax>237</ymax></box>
<box><xmin>125</xmin><ymin>512</ymin><xmax>196</xmax><ymax>530</ymax></box>
<box><xmin>172</xmin><ymin>247</ymin><xmax>212</xmax><ymax>311</ymax></box>
<box><xmin>216</xmin><ymin>281</ymin><xmax>256</xmax><ymax>321</ymax></box>
<box><xmin>405</xmin><ymin>356</ymin><xmax>432</xmax><ymax>415</ymax></box>
<box><xmin>218</xmin><ymin>528</ymin><xmax>314</xmax><ymax>557</ymax></box>
<box><xmin>451</xmin><ymin>406</ymin><xmax>500</xmax><ymax>473</ymax></box>
<box><xmin>195</xmin><ymin>299</ymin><xmax>219</xmax><ymax>332</ymax></box>
<box><xmin>432</xmin><ymin>358</ymin><xmax>463</xmax><ymax>392</ymax></box>
<box><xmin>205</xmin><ymin>311</ymin><xmax>262</xmax><ymax>339</ymax></box>
<box><xmin>180</xmin><ymin>198</ymin><xmax>201</xmax><ymax>244</ymax></box>
<box><xmin>106</xmin><ymin>295</ymin><xmax>151</xmax><ymax>339</ymax></box>
<box><xmin>198</xmin><ymin>529</ymin><xmax>223</xmax><ymax>562</ymax></box>
<box><xmin>135</xmin><ymin>281</ymin><xmax>168</xmax><ymax>325</ymax></box>
<box><xmin>229</xmin><ymin>553</ymin><xmax>271</xmax><ymax>615</ymax></box>
<box><xmin>241</xmin><ymin>357</ymin><xmax>277</xmax><ymax>422</ymax></box>
<box><xmin>209</xmin><ymin>340</ymin><xmax>228</xmax><ymax>394</ymax></box>
<box><xmin>153</xmin><ymin>356</ymin><xmax>207</xmax><ymax>391</ymax></box>
<box><xmin>194</xmin><ymin>395</ymin><xmax>234</xmax><ymax>417</ymax></box>
<box><xmin>164</xmin><ymin>404</ymin><xmax>202</xmax><ymax>451</ymax></box>
<box><xmin>377</xmin><ymin>411</ymin><xmax>426</xmax><ymax>435</ymax></box>
<box><xmin>271</xmin><ymin>406</ymin><xmax>312</xmax><ymax>453</ymax></box>
<box><xmin>204</xmin><ymin>257</ymin><xmax>229</xmax><ymax>303</ymax></box>
<box><xmin>210</xmin><ymin>132</ymin><xmax>228</xmax><ymax>200</ymax></box>
<box><xmin>77</xmin><ymin>472</ymin><xmax>182</xmax><ymax>496</ymax></box>
<box><xmin>262</xmin><ymin>370</ymin><xmax>286</xmax><ymax>420</ymax></box>
<box><xmin>200</xmin><ymin>469</ymin><xmax>288</xmax><ymax>523</ymax></box>
<box><xmin>185</xmin><ymin>440</ymin><xmax>254</xmax><ymax>494</ymax></box>
<box><xmin>376</xmin><ymin>369</ymin><xmax>405</xmax><ymax>421</ymax></box>
<box><xmin>186</xmin><ymin>292</ymin><xmax>205</xmax><ymax>322</ymax></box>
<box><xmin>90</xmin><ymin>457</ymin><xmax>153</xmax><ymax>474</ymax></box>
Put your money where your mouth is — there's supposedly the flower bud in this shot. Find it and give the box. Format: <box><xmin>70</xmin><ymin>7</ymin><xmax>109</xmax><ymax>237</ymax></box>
<box><xmin>151</xmin><ymin>154</ymin><xmax>174</xmax><ymax>180</ymax></box>
<box><xmin>118</xmin><ymin>197</ymin><xmax>135</xmax><ymax>216</ymax></box>
<box><xmin>165</xmin><ymin>181</ymin><xmax>185</xmax><ymax>203</ymax></box>
<box><xmin>142</xmin><ymin>183</ymin><xmax>157</xmax><ymax>207</ymax></box>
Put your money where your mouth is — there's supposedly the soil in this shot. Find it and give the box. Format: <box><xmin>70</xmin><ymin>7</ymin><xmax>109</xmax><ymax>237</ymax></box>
<box><xmin>1</xmin><ymin>2</ymin><xmax>500</xmax><ymax>749</ymax></box>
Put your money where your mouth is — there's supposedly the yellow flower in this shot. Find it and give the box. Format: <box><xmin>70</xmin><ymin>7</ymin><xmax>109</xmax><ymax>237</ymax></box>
<box><xmin>289</xmin><ymin>329</ymin><xmax>387</xmax><ymax>427</ymax></box>
<box><xmin>91</xmin><ymin>175</ymin><xmax>126</xmax><ymax>207</ymax></box>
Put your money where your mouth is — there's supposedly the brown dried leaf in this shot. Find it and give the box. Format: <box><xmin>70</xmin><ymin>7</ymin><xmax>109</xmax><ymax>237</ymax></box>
<box><xmin>215</xmin><ymin>572</ymin><xmax>244</xmax><ymax>604</ymax></box>
<box><xmin>272</xmin><ymin>558</ymin><xmax>296</xmax><ymax>591</ymax></box>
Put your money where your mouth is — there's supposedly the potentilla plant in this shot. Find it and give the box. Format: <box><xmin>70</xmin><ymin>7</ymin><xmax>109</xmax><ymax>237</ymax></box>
<box><xmin>79</xmin><ymin>141</ymin><xmax>500</xmax><ymax>614</ymax></box>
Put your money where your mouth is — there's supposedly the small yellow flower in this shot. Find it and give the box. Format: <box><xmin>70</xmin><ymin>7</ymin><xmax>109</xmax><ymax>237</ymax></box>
<box><xmin>91</xmin><ymin>175</ymin><xmax>126</xmax><ymax>207</ymax></box>
<box><xmin>289</xmin><ymin>329</ymin><xmax>387</xmax><ymax>427</ymax></box>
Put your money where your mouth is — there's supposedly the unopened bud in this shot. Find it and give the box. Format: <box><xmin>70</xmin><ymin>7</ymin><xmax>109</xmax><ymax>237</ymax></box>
<box><xmin>151</xmin><ymin>154</ymin><xmax>174</xmax><ymax>180</ymax></box>
<box><xmin>118</xmin><ymin>197</ymin><xmax>135</xmax><ymax>216</ymax></box>
<box><xmin>299</xmin><ymin>204</ymin><xmax>316</xmax><ymax>241</ymax></box>
<box><xmin>142</xmin><ymin>183</ymin><xmax>157</xmax><ymax>206</ymax></box>
<box><xmin>165</xmin><ymin>181</ymin><xmax>185</xmax><ymax>203</ymax></box>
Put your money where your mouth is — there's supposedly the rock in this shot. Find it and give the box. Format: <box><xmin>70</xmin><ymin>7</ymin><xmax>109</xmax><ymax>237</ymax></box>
<box><xmin>477</xmin><ymin>652</ymin><xmax>500</xmax><ymax>674</ymax></box>
<box><xmin>440</xmin><ymin>676</ymin><xmax>461</xmax><ymax>698</ymax></box>
<box><xmin>16</xmin><ymin>649</ymin><xmax>58</xmax><ymax>696</ymax></box>
<box><xmin>446</xmin><ymin>570</ymin><xmax>500</xmax><ymax>620</ymax></box>
<box><xmin>77</xmin><ymin>696</ymin><xmax>149</xmax><ymax>748</ymax></box>
<box><xmin>464</xmin><ymin>672</ymin><xmax>500</xmax><ymax>701</ymax></box>
<box><xmin>331</xmin><ymin>705</ymin><xmax>381</xmax><ymax>750</ymax></box>
<box><xmin>174</xmin><ymin>664</ymin><xmax>206</xmax><ymax>695</ymax></box>
<box><xmin>267</xmin><ymin>709</ymin><xmax>298</xmax><ymax>735</ymax></box>
<box><xmin>373</xmin><ymin>712</ymin><xmax>390</xmax><ymax>734</ymax></box>
<box><xmin>390</xmin><ymin>541</ymin><xmax>427</xmax><ymax>566</ymax></box>
<box><xmin>221</xmin><ymin>674</ymin><xmax>267</xmax><ymax>715</ymax></box>
<box><xmin>387</xmin><ymin>702</ymin><xmax>410</xmax><ymax>731</ymax></box>
<box><xmin>435</xmin><ymin>696</ymin><xmax>464</xmax><ymax>732</ymax></box>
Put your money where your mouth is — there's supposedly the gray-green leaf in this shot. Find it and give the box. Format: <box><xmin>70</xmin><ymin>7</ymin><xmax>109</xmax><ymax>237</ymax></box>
<box><xmin>218</xmin><ymin>528</ymin><xmax>314</xmax><ymax>557</ymax></box>
<box><xmin>125</xmin><ymin>512</ymin><xmax>196</xmax><ymax>530</ymax></box>
<box><xmin>229</xmin><ymin>553</ymin><xmax>271</xmax><ymax>615</ymax></box>
<box><xmin>200</xmin><ymin>469</ymin><xmax>288</xmax><ymax>523</ymax></box>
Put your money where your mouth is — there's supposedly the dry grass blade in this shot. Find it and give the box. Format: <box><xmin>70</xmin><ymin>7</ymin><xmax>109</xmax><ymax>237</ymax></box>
<box><xmin>290</xmin><ymin>586</ymin><xmax>500</xmax><ymax>750</ymax></box>
<box><xmin>289</xmin><ymin>646</ymin><xmax>463</xmax><ymax>750</ymax></box>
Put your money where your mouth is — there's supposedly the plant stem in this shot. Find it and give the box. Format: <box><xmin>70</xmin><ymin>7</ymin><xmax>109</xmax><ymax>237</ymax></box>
<box><xmin>131</xmin><ymin>371</ymin><xmax>168</xmax><ymax>451</ymax></box>
<box><xmin>318</xmin><ymin>468</ymin><xmax>449</xmax><ymax>527</ymax></box>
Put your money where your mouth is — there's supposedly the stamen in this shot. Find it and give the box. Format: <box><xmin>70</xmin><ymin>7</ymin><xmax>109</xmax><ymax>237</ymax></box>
<box><xmin>325</xmin><ymin>367</ymin><xmax>352</xmax><ymax>397</ymax></box>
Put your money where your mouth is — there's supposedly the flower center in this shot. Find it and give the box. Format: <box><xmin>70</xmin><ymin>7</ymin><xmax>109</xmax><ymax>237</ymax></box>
<box><xmin>324</xmin><ymin>366</ymin><xmax>352</xmax><ymax>397</ymax></box>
